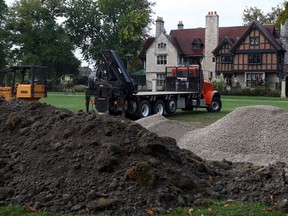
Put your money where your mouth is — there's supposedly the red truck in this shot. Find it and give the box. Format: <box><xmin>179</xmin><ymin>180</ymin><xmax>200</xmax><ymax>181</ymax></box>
<box><xmin>86</xmin><ymin>49</ymin><xmax>221</xmax><ymax>119</ymax></box>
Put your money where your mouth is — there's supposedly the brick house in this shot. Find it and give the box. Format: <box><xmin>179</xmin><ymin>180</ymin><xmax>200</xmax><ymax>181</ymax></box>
<box><xmin>139</xmin><ymin>12</ymin><xmax>288</xmax><ymax>93</ymax></box>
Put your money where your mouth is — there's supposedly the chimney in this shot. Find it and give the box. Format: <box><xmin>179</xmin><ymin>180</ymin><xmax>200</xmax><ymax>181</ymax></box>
<box><xmin>203</xmin><ymin>11</ymin><xmax>219</xmax><ymax>80</ymax></box>
<box><xmin>177</xmin><ymin>21</ymin><xmax>184</xmax><ymax>30</ymax></box>
<box><xmin>155</xmin><ymin>16</ymin><xmax>165</xmax><ymax>37</ymax></box>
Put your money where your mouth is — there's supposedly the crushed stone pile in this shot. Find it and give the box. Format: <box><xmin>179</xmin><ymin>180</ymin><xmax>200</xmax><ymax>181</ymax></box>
<box><xmin>136</xmin><ymin>114</ymin><xmax>197</xmax><ymax>142</ymax></box>
<box><xmin>1</xmin><ymin>101</ymin><xmax>288</xmax><ymax>215</ymax></box>
<box><xmin>177</xmin><ymin>105</ymin><xmax>288</xmax><ymax>166</ymax></box>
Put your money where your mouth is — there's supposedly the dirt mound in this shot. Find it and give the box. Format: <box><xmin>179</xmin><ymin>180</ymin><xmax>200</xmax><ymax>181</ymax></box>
<box><xmin>1</xmin><ymin>101</ymin><xmax>288</xmax><ymax>215</ymax></box>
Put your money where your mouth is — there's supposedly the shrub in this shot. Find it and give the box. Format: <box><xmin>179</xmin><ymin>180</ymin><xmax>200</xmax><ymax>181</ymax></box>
<box><xmin>211</xmin><ymin>73</ymin><xmax>226</xmax><ymax>93</ymax></box>
<box><xmin>222</xmin><ymin>86</ymin><xmax>280</xmax><ymax>97</ymax></box>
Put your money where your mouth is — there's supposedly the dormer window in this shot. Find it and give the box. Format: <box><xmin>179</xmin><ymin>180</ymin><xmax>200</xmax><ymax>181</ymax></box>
<box><xmin>193</xmin><ymin>42</ymin><xmax>200</xmax><ymax>50</ymax></box>
<box><xmin>192</xmin><ymin>38</ymin><xmax>202</xmax><ymax>50</ymax></box>
<box><xmin>158</xmin><ymin>42</ymin><xmax>166</xmax><ymax>49</ymax></box>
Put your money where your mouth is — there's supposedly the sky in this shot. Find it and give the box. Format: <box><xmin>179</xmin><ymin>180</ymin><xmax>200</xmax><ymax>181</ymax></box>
<box><xmin>149</xmin><ymin>0</ymin><xmax>285</xmax><ymax>36</ymax></box>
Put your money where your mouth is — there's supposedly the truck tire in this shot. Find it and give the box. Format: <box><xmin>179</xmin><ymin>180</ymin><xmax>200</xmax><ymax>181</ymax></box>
<box><xmin>152</xmin><ymin>100</ymin><xmax>165</xmax><ymax>115</ymax></box>
<box><xmin>137</xmin><ymin>100</ymin><xmax>151</xmax><ymax>118</ymax></box>
<box><xmin>165</xmin><ymin>98</ymin><xmax>177</xmax><ymax>114</ymax></box>
<box><xmin>127</xmin><ymin>100</ymin><xmax>137</xmax><ymax>115</ymax></box>
<box><xmin>207</xmin><ymin>97</ymin><xmax>222</xmax><ymax>112</ymax></box>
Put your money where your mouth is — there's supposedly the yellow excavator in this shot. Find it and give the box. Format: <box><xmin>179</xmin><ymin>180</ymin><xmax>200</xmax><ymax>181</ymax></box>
<box><xmin>0</xmin><ymin>65</ymin><xmax>47</xmax><ymax>102</ymax></box>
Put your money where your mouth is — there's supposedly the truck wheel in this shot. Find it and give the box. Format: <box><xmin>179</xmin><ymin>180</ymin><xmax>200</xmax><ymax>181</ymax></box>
<box><xmin>127</xmin><ymin>100</ymin><xmax>137</xmax><ymax>115</ymax></box>
<box><xmin>137</xmin><ymin>100</ymin><xmax>151</xmax><ymax>118</ymax></box>
<box><xmin>165</xmin><ymin>98</ymin><xmax>177</xmax><ymax>114</ymax></box>
<box><xmin>152</xmin><ymin>100</ymin><xmax>165</xmax><ymax>115</ymax></box>
<box><xmin>207</xmin><ymin>97</ymin><xmax>222</xmax><ymax>112</ymax></box>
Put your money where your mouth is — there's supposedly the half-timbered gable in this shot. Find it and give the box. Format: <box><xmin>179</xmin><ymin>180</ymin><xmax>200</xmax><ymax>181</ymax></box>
<box><xmin>219</xmin><ymin>21</ymin><xmax>285</xmax><ymax>89</ymax></box>
<box><xmin>213</xmin><ymin>37</ymin><xmax>234</xmax><ymax>74</ymax></box>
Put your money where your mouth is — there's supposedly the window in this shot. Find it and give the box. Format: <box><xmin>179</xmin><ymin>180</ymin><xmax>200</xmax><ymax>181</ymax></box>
<box><xmin>157</xmin><ymin>74</ymin><xmax>165</xmax><ymax>86</ymax></box>
<box><xmin>248</xmin><ymin>53</ymin><xmax>261</xmax><ymax>64</ymax></box>
<box><xmin>158</xmin><ymin>42</ymin><xmax>166</xmax><ymax>49</ymax></box>
<box><xmin>249</xmin><ymin>36</ymin><xmax>260</xmax><ymax>45</ymax></box>
<box><xmin>246</xmin><ymin>72</ymin><xmax>265</xmax><ymax>87</ymax></box>
<box><xmin>157</xmin><ymin>55</ymin><xmax>167</xmax><ymax>65</ymax></box>
<box><xmin>192</xmin><ymin>39</ymin><xmax>202</xmax><ymax>50</ymax></box>
<box><xmin>192</xmin><ymin>42</ymin><xmax>200</xmax><ymax>50</ymax></box>
<box><xmin>221</xmin><ymin>56</ymin><xmax>232</xmax><ymax>63</ymax></box>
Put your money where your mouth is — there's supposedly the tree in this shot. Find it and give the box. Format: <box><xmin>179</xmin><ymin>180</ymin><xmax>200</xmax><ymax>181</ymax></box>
<box><xmin>242</xmin><ymin>3</ymin><xmax>284</xmax><ymax>28</ymax></box>
<box><xmin>277</xmin><ymin>2</ymin><xmax>288</xmax><ymax>26</ymax></box>
<box><xmin>0</xmin><ymin>0</ymin><xmax>10</xmax><ymax>68</ymax></box>
<box><xmin>7</xmin><ymin>0</ymin><xmax>80</xmax><ymax>79</ymax></box>
<box><xmin>65</xmin><ymin>0</ymin><xmax>155</xmax><ymax>67</ymax></box>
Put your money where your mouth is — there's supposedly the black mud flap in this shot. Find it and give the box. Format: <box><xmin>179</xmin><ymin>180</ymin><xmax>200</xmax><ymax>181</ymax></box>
<box><xmin>95</xmin><ymin>97</ymin><xmax>109</xmax><ymax>113</ymax></box>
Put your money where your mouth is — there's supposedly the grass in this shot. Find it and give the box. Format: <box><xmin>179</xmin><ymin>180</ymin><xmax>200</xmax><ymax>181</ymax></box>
<box><xmin>156</xmin><ymin>200</ymin><xmax>286</xmax><ymax>216</ymax></box>
<box><xmin>40</xmin><ymin>91</ymin><xmax>87</xmax><ymax>112</ymax></box>
<box><xmin>1</xmin><ymin>200</ymin><xmax>286</xmax><ymax>216</ymax></box>
<box><xmin>40</xmin><ymin>91</ymin><xmax>288</xmax><ymax>126</ymax></box>
<box><xmin>0</xmin><ymin>205</ymin><xmax>64</xmax><ymax>216</ymax></box>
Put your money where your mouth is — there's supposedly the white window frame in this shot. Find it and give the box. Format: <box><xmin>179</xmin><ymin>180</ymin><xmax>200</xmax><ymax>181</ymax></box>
<box><xmin>157</xmin><ymin>55</ymin><xmax>167</xmax><ymax>65</ymax></box>
<box><xmin>157</xmin><ymin>73</ymin><xmax>166</xmax><ymax>86</ymax></box>
<box><xmin>245</xmin><ymin>72</ymin><xmax>265</xmax><ymax>87</ymax></box>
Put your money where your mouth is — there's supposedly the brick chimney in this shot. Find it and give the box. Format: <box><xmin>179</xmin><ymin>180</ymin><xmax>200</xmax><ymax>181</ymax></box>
<box><xmin>155</xmin><ymin>16</ymin><xmax>165</xmax><ymax>37</ymax></box>
<box><xmin>177</xmin><ymin>21</ymin><xmax>184</xmax><ymax>29</ymax></box>
<box><xmin>203</xmin><ymin>11</ymin><xmax>219</xmax><ymax>80</ymax></box>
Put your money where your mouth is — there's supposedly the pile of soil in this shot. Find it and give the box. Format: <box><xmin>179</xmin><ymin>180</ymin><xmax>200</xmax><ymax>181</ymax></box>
<box><xmin>1</xmin><ymin>100</ymin><xmax>288</xmax><ymax>215</ymax></box>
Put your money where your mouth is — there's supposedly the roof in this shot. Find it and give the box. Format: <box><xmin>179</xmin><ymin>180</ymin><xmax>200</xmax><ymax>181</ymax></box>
<box><xmin>170</xmin><ymin>28</ymin><xmax>205</xmax><ymax>56</ymax></box>
<box><xmin>139</xmin><ymin>37</ymin><xmax>155</xmax><ymax>59</ymax></box>
<box><xmin>140</xmin><ymin>22</ymin><xmax>283</xmax><ymax>59</ymax></box>
<box><xmin>230</xmin><ymin>21</ymin><xmax>284</xmax><ymax>52</ymax></box>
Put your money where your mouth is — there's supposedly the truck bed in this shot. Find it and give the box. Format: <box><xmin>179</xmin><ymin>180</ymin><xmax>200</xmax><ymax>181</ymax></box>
<box><xmin>135</xmin><ymin>91</ymin><xmax>198</xmax><ymax>96</ymax></box>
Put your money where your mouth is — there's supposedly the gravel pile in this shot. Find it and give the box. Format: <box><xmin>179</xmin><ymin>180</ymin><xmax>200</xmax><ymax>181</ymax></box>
<box><xmin>136</xmin><ymin>114</ymin><xmax>197</xmax><ymax>142</ymax></box>
<box><xmin>178</xmin><ymin>105</ymin><xmax>288</xmax><ymax>166</ymax></box>
<box><xmin>138</xmin><ymin>106</ymin><xmax>288</xmax><ymax>166</ymax></box>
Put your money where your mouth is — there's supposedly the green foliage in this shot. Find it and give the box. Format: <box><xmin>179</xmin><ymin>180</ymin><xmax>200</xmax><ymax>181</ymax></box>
<box><xmin>211</xmin><ymin>73</ymin><xmax>225</xmax><ymax>93</ymax></box>
<box><xmin>135</xmin><ymin>162</ymin><xmax>155</xmax><ymax>186</ymax></box>
<box><xmin>242</xmin><ymin>2</ymin><xmax>284</xmax><ymax>28</ymax></box>
<box><xmin>223</xmin><ymin>87</ymin><xmax>281</xmax><ymax>97</ymax></box>
<box><xmin>6</xmin><ymin>0</ymin><xmax>80</xmax><ymax>79</ymax></box>
<box><xmin>277</xmin><ymin>1</ymin><xmax>288</xmax><ymax>27</ymax></box>
<box><xmin>6</xmin><ymin>112</ymin><xmax>22</xmax><ymax>126</ymax></box>
<box><xmin>158</xmin><ymin>200</ymin><xmax>286</xmax><ymax>216</ymax></box>
<box><xmin>65</xmin><ymin>0</ymin><xmax>155</xmax><ymax>63</ymax></box>
<box><xmin>0</xmin><ymin>0</ymin><xmax>10</xmax><ymax>68</ymax></box>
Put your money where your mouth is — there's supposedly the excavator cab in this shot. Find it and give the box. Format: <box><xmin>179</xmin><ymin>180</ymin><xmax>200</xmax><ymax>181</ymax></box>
<box><xmin>0</xmin><ymin>65</ymin><xmax>47</xmax><ymax>102</ymax></box>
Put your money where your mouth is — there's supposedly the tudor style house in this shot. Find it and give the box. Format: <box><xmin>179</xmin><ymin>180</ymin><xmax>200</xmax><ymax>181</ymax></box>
<box><xmin>139</xmin><ymin>12</ymin><xmax>288</xmax><ymax>93</ymax></box>
<box><xmin>213</xmin><ymin>21</ymin><xmax>285</xmax><ymax>90</ymax></box>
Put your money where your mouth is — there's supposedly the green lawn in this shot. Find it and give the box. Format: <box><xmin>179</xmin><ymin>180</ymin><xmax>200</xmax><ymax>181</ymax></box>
<box><xmin>40</xmin><ymin>92</ymin><xmax>288</xmax><ymax>126</ymax></box>
<box><xmin>40</xmin><ymin>92</ymin><xmax>87</xmax><ymax>112</ymax></box>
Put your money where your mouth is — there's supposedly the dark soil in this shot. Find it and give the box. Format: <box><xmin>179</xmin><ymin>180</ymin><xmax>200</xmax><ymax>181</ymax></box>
<box><xmin>1</xmin><ymin>100</ymin><xmax>288</xmax><ymax>215</ymax></box>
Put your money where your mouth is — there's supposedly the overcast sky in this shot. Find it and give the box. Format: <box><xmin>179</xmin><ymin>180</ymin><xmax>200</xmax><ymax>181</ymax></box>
<box><xmin>149</xmin><ymin>0</ymin><xmax>285</xmax><ymax>36</ymax></box>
